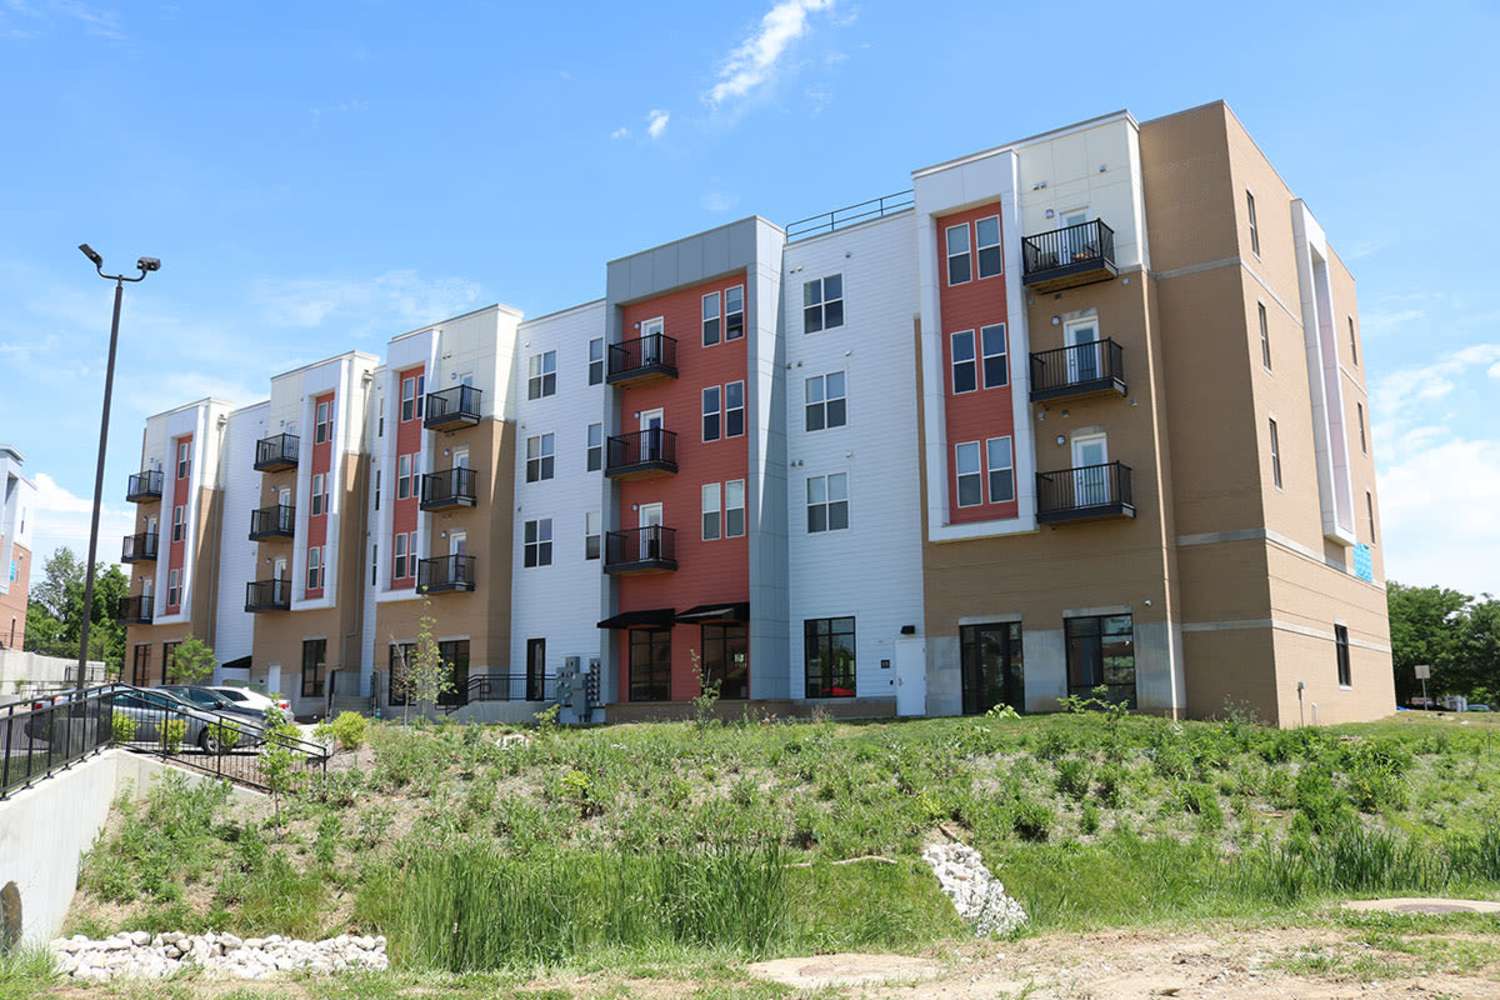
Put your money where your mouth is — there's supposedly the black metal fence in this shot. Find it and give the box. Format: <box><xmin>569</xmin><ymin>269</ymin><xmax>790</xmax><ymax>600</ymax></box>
<box><xmin>785</xmin><ymin>190</ymin><xmax>914</xmax><ymax>241</ymax></box>
<box><xmin>116</xmin><ymin>594</ymin><xmax>153</xmax><ymax>624</ymax></box>
<box><xmin>1021</xmin><ymin>219</ymin><xmax>1116</xmax><ymax>278</ymax></box>
<box><xmin>121</xmin><ymin>531</ymin><xmax>159</xmax><ymax>562</ymax></box>
<box><xmin>1031</xmin><ymin>339</ymin><xmax>1125</xmax><ymax>397</ymax></box>
<box><xmin>126</xmin><ymin>469</ymin><xmax>162</xmax><ymax>501</ymax></box>
<box><xmin>420</xmin><ymin>467</ymin><xmax>477</xmax><ymax>508</ymax></box>
<box><xmin>425</xmin><ymin>385</ymin><xmax>483</xmax><ymax>427</ymax></box>
<box><xmin>1037</xmin><ymin>461</ymin><xmax>1134</xmax><ymax>517</ymax></box>
<box><xmin>418</xmin><ymin>554</ymin><xmax>477</xmax><ymax>593</ymax></box>
<box><xmin>254</xmin><ymin>433</ymin><xmax>300</xmax><ymax>470</ymax></box>
<box><xmin>249</xmin><ymin>503</ymin><xmax>296</xmax><ymax>539</ymax></box>
<box><xmin>605</xmin><ymin>525</ymin><xmax>677</xmax><ymax>570</ymax></box>
<box><xmin>608</xmin><ymin>334</ymin><xmax>677</xmax><ymax>380</ymax></box>
<box><xmin>606</xmin><ymin>429</ymin><xmax>678</xmax><ymax>472</ymax></box>
<box><xmin>455</xmin><ymin>672</ymin><xmax>559</xmax><ymax>706</ymax></box>
<box><xmin>245</xmin><ymin>579</ymin><xmax>291</xmax><ymax>612</ymax></box>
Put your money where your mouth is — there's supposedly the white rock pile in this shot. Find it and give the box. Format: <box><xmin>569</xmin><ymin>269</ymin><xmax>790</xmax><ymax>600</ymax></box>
<box><xmin>49</xmin><ymin>931</ymin><xmax>388</xmax><ymax>982</ymax></box>
<box><xmin>921</xmin><ymin>841</ymin><xmax>1029</xmax><ymax>937</ymax></box>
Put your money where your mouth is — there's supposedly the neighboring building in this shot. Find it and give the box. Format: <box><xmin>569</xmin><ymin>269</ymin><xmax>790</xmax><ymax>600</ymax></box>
<box><xmin>0</xmin><ymin>446</ymin><xmax>37</xmax><ymax>651</ymax></box>
<box><xmin>115</xmin><ymin>100</ymin><xmax>1393</xmax><ymax>726</ymax></box>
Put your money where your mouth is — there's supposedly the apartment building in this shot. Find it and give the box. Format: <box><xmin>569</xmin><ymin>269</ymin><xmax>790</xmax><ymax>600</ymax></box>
<box><xmin>117</xmin><ymin>99</ymin><xmax>1393</xmax><ymax>727</ymax></box>
<box><xmin>0</xmin><ymin>447</ymin><xmax>37</xmax><ymax>651</ymax></box>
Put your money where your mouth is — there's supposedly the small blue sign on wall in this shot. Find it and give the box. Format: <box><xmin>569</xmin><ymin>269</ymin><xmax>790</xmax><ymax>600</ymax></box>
<box><xmin>1353</xmin><ymin>543</ymin><xmax>1374</xmax><ymax>583</ymax></box>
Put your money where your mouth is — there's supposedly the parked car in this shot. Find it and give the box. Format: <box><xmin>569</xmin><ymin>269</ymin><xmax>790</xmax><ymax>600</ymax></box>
<box><xmin>205</xmin><ymin>686</ymin><xmax>289</xmax><ymax>716</ymax></box>
<box><xmin>1469</xmin><ymin>704</ymin><xmax>1491</xmax><ymax>713</ymax></box>
<box><xmin>27</xmin><ymin>688</ymin><xmax>261</xmax><ymax>752</ymax></box>
<box><xmin>161</xmin><ymin>685</ymin><xmax>266</xmax><ymax>722</ymax></box>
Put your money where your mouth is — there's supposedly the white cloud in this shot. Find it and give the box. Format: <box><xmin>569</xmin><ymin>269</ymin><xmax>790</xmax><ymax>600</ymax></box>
<box><xmin>26</xmin><ymin>472</ymin><xmax>135</xmax><ymax>570</ymax></box>
<box><xmin>3</xmin><ymin>0</ymin><xmax>126</xmax><ymax>40</ymax></box>
<box><xmin>252</xmin><ymin>270</ymin><xmax>485</xmax><ymax>333</ymax></box>
<box><xmin>645</xmin><ymin>109</ymin><xmax>670</xmax><ymax>139</ymax></box>
<box><xmin>1360</xmin><ymin>307</ymin><xmax>1424</xmax><ymax>337</ymax></box>
<box><xmin>610</xmin><ymin>126</ymin><xmax>630</xmax><ymax>140</ymax></box>
<box><xmin>705</xmin><ymin>0</ymin><xmax>833</xmax><ymax>108</ymax></box>
<box><xmin>1377</xmin><ymin>436</ymin><xmax>1500</xmax><ymax>595</ymax></box>
<box><xmin>1371</xmin><ymin>342</ymin><xmax>1500</xmax><ymax>432</ymax></box>
<box><xmin>700</xmin><ymin>191</ymin><xmax>738</xmax><ymax>213</ymax></box>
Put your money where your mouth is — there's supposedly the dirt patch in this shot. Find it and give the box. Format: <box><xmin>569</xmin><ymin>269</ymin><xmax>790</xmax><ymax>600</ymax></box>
<box><xmin>748</xmin><ymin>953</ymin><xmax>943</xmax><ymax>988</ymax></box>
<box><xmin>1343</xmin><ymin>897</ymin><xmax>1500</xmax><ymax>915</ymax></box>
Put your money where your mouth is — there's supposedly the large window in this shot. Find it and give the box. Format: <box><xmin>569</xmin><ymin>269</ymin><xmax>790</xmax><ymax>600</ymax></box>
<box><xmin>960</xmin><ymin>622</ymin><xmax>1023</xmax><ymax>716</ymax></box>
<box><xmin>400</xmin><ymin>374</ymin><xmax>423</xmax><ymax>421</ymax></box>
<box><xmin>524</xmin><ymin>518</ymin><xmax>552</xmax><ymax>568</ymax></box>
<box><xmin>526</xmin><ymin>433</ymin><xmax>555</xmax><ymax>483</ymax></box>
<box><xmin>945</xmin><ymin>223</ymin><xmax>971</xmax><ymax>285</ymax></box>
<box><xmin>131</xmin><ymin>643</ymin><xmax>151</xmax><ymax>687</ymax></box>
<box><xmin>725</xmin><ymin>381</ymin><xmax>745</xmax><ymax>438</ymax></box>
<box><xmin>439</xmin><ymin>639</ymin><xmax>470</xmax><ymax>706</ymax></box>
<box><xmin>588</xmin><ymin>337</ymin><xmax>605</xmax><ymax>385</ymax></box>
<box><xmin>528</xmin><ymin>350</ymin><xmax>557</xmax><ymax>400</ymax></box>
<box><xmin>981</xmin><ymin>325</ymin><xmax>1008</xmax><ymax>388</ymax></box>
<box><xmin>805</xmin><ymin>372</ymin><xmax>846</xmax><ymax>431</ymax></box>
<box><xmin>725</xmin><ymin>285</ymin><xmax>745</xmax><ymax>341</ymax></box>
<box><xmin>393</xmin><ymin>532</ymin><xmax>409</xmax><ymax>579</ymax></box>
<box><xmin>702</xmin><ymin>386</ymin><xmax>722</xmax><ymax>442</ymax></box>
<box><xmin>702</xmin><ymin>623</ymin><xmax>748</xmax><ymax>700</ymax></box>
<box><xmin>955</xmin><ymin>442</ymin><xmax>982</xmax><ymax>507</ymax></box>
<box><xmin>701</xmin><ymin>482</ymin><xmax>722</xmax><ymax>541</ymax></box>
<box><xmin>162</xmin><ymin>641</ymin><xmax>179</xmax><ymax>684</ymax></box>
<box><xmin>1064</xmin><ymin>614</ymin><xmax>1135</xmax><ymax>707</ymax></box>
<box><xmin>301</xmin><ymin>638</ymin><xmax>327</xmax><ymax>699</ymax></box>
<box><xmin>806</xmin><ymin>473</ymin><xmax>848</xmax><ymax>533</ymax></box>
<box><xmin>975</xmin><ymin>215</ymin><xmax>1002</xmax><ymax>278</ymax></box>
<box><xmin>702</xmin><ymin>290</ymin><xmax>721</xmax><ymax>346</ymax></box>
<box><xmin>629</xmin><ymin>628</ymin><xmax>672</xmax><ymax>702</ymax></box>
<box><xmin>388</xmin><ymin>641</ymin><xmax>415</xmax><ymax>705</ymax></box>
<box><xmin>951</xmin><ymin>331</ymin><xmax>977</xmax><ymax>394</ymax></box>
<box><xmin>725</xmin><ymin>479</ymin><xmax>746</xmax><ymax>538</ymax></box>
<box><xmin>804</xmin><ymin>617</ymin><xmax>855</xmax><ymax>698</ymax></box>
<box><xmin>315</xmin><ymin>400</ymin><xmax>332</xmax><ymax>444</ymax></box>
<box><xmin>397</xmin><ymin>455</ymin><xmax>412</xmax><ymax>499</ymax></box>
<box><xmin>987</xmin><ymin>436</ymin><xmax>1015</xmax><ymax>503</ymax></box>
<box><xmin>803</xmin><ymin>274</ymin><xmax>843</xmax><ymax>333</ymax></box>
<box><xmin>526</xmin><ymin>638</ymin><xmax>546</xmax><ymax>702</ymax></box>
<box><xmin>1335</xmin><ymin>623</ymin><xmax>1352</xmax><ymax>687</ymax></box>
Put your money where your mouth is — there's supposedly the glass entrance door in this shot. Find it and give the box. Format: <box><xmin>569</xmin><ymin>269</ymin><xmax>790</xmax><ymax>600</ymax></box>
<box><xmin>959</xmin><ymin>622</ymin><xmax>1024</xmax><ymax>715</ymax></box>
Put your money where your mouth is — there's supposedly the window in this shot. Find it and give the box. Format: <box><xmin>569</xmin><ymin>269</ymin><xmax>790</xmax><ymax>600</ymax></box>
<box><xmin>701</xmin><ymin>482</ymin><xmax>722</xmax><ymax>541</ymax></box>
<box><xmin>388</xmin><ymin>642</ymin><xmax>415</xmax><ymax>705</ymax></box>
<box><xmin>805</xmin><ymin>372</ymin><xmax>846</xmax><ymax>431</ymax></box>
<box><xmin>702</xmin><ymin>386</ymin><xmax>722</xmax><ymax>442</ymax></box>
<box><xmin>397</xmin><ymin>455</ymin><xmax>412</xmax><ymax>499</ymax></box>
<box><xmin>807</xmin><ymin>473</ymin><xmax>849</xmax><ymax>533</ymax></box>
<box><xmin>1258</xmin><ymin>302</ymin><xmax>1272</xmax><ymax>370</ymax></box>
<box><xmin>378</xmin><ymin>410</ymin><xmax>384</xmax><ymax>437</ymax></box>
<box><xmin>702</xmin><ymin>623</ymin><xmax>749</xmax><ymax>699</ymax></box>
<box><xmin>374</xmin><ymin>469</ymin><xmax>381</xmax><ymax>511</ymax></box>
<box><xmin>439</xmin><ymin>640</ymin><xmax>471</xmax><ymax>706</ymax></box>
<box><xmin>528</xmin><ymin>350</ymin><xmax>557</xmax><ymax>400</ymax></box>
<box><xmin>1366</xmin><ymin>491</ymin><xmax>1376</xmax><ymax>545</ymax></box>
<box><xmin>1246</xmin><ymin>190</ymin><xmax>1260</xmax><ymax>256</ymax></box>
<box><xmin>523</xmin><ymin>638</ymin><xmax>544</xmax><ymax>702</ymax></box>
<box><xmin>725</xmin><ymin>479</ymin><xmax>746</xmax><ymax>538</ymax></box>
<box><xmin>805</xmin><ymin>617</ymin><xmax>855</xmax><ymax>698</ymax></box>
<box><xmin>945</xmin><ymin>223</ymin><xmax>972</xmax><ymax>285</ymax></box>
<box><xmin>301</xmin><ymin>639</ymin><xmax>326</xmax><ymax>699</ymax></box>
<box><xmin>588</xmin><ymin>337</ymin><xmax>605</xmax><ymax>385</ymax></box>
<box><xmin>1348</xmin><ymin>317</ymin><xmax>1358</xmax><ymax>366</ymax></box>
<box><xmin>1356</xmin><ymin>403</ymin><xmax>1367</xmax><ymax>454</ymax></box>
<box><xmin>629</xmin><ymin>628</ymin><xmax>671</xmax><ymax>702</ymax></box>
<box><xmin>526</xmin><ymin>433</ymin><xmax>555</xmax><ymax>483</ymax></box>
<box><xmin>401</xmin><ymin>375</ymin><xmax>418</xmax><ymax>421</ymax></box>
<box><xmin>587</xmin><ymin>423</ymin><xmax>603</xmax><ymax>472</ymax></box>
<box><xmin>1065</xmin><ymin>614</ymin><xmax>1136</xmax><ymax>707</ymax></box>
<box><xmin>1335</xmin><ymin>623</ymin><xmax>1351</xmax><ymax>687</ymax></box>
<box><xmin>131</xmin><ymin>644</ymin><xmax>150</xmax><ymax>687</ymax></box>
<box><xmin>315</xmin><ymin>400</ymin><xmax>332</xmax><ymax>444</ymax></box>
<box><xmin>524</xmin><ymin>518</ymin><xmax>553</xmax><ymax>568</ymax></box>
<box><xmin>803</xmin><ymin>274</ymin><xmax>843</xmax><ymax>333</ymax></box>
<box><xmin>311</xmin><ymin>473</ymin><xmax>327</xmax><ymax>516</ymax></box>
<box><xmin>307</xmin><ymin>545</ymin><xmax>322</xmax><ymax>592</ymax></box>
<box><xmin>951</xmin><ymin>331</ymin><xmax>977</xmax><ymax>394</ymax></box>
<box><xmin>702</xmin><ymin>290</ymin><xmax>721</xmax><ymax>347</ymax></box>
<box><xmin>585</xmin><ymin>511</ymin><xmax>601</xmax><ymax>561</ymax></box>
<box><xmin>976</xmin><ymin>215</ymin><xmax>1002</xmax><ymax>278</ymax></box>
<box><xmin>955</xmin><ymin>442</ymin><xmax>982</xmax><ymax>507</ymax></box>
<box><xmin>987</xmin><ymin>436</ymin><xmax>1015</xmax><ymax>503</ymax></box>
<box><xmin>1268</xmin><ymin>418</ymin><xmax>1283</xmax><ymax>489</ymax></box>
<box><xmin>415</xmin><ymin>374</ymin><xmax>425</xmax><ymax>418</ymax></box>
<box><xmin>981</xmin><ymin>325</ymin><xmax>1008</xmax><ymax>388</ymax></box>
<box><xmin>176</xmin><ymin>441</ymin><xmax>190</xmax><ymax>480</ymax></box>
<box><xmin>393</xmin><ymin>532</ymin><xmax>408</xmax><ymax>579</ymax></box>
<box><xmin>725</xmin><ymin>285</ymin><xmax>744</xmax><ymax>340</ymax></box>
<box><xmin>167</xmin><ymin>568</ymin><xmax>181</xmax><ymax>608</ymax></box>
<box><xmin>725</xmin><ymin>381</ymin><xmax>745</xmax><ymax>438</ymax></box>
<box><xmin>172</xmin><ymin>504</ymin><xmax>186</xmax><ymax>542</ymax></box>
<box><xmin>163</xmin><ymin>641</ymin><xmax>179</xmax><ymax>682</ymax></box>
<box><xmin>371</xmin><ymin>544</ymin><xmax>378</xmax><ymax>586</ymax></box>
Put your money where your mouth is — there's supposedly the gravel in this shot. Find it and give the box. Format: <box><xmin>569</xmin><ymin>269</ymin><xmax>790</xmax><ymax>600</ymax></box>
<box><xmin>48</xmin><ymin>931</ymin><xmax>387</xmax><ymax>982</ymax></box>
<box><xmin>921</xmin><ymin>841</ymin><xmax>1029</xmax><ymax>937</ymax></box>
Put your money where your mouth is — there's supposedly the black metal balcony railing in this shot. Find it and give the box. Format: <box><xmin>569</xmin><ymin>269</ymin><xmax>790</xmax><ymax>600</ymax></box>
<box><xmin>116</xmin><ymin>595</ymin><xmax>154</xmax><ymax>624</ymax></box>
<box><xmin>604</xmin><ymin>525</ymin><xmax>678</xmax><ymax>574</ymax></box>
<box><xmin>425</xmin><ymin>385</ymin><xmax>483</xmax><ymax>430</ymax></box>
<box><xmin>1036</xmin><ymin>461</ymin><xmax>1135</xmax><ymax>524</ymax></box>
<box><xmin>607</xmin><ymin>333</ymin><xmax>678</xmax><ymax>385</ymax></box>
<box><xmin>605</xmin><ymin>429</ymin><xmax>678</xmax><ymax>478</ymax></box>
<box><xmin>121</xmin><ymin>532</ymin><xmax>159</xmax><ymax>563</ymax></box>
<box><xmin>244</xmin><ymin>579</ymin><xmax>291</xmax><ymax>612</ymax></box>
<box><xmin>446</xmin><ymin>672</ymin><xmax>560</xmax><ymax>708</ymax></box>
<box><xmin>125</xmin><ymin>470</ymin><xmax>163</xmax><ymax>503</ymax></box>
<box><xmin>420</xmin><ymin>467</ymin><xmax>478</xmax><ymax>511</ymax></box>
<box><xmin>254</xmin><ymin>433</ymin><xmax>300</xmax><ymax>472</ymax></box>
<box><xmin>249</xmin><ymin>504</ymin><xmax>296</xmax><ymax>540</ymax></box>
<box><xmin>418</xmin><ymin>554</ymin><xmax>477</xmax><ymax>593</ymax></box>
<box><xmin>1021</xmin><ymin>219</ymin><xmax>1118</xmax><ymax>291</ymax></box>
<box><xmin>1030</xmin><ymin>339</ymin><xmax>1127</xmax><ymax>402</ymax></box>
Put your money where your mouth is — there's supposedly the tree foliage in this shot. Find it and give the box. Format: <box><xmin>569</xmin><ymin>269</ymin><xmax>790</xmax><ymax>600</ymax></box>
<box><xmin>24</xmin><ymin>546</ymin><xmax>128</xmax><ymax>676</ymax></box>
<box><xmin>1388</xmin><ymin>581</ymin><xmax>1500</xmax><ymax>704</ymax></box>
<box><xmin>166</xmin><ymin>636</ymin><xmax>216</xmax><ymax>684</ymax></box>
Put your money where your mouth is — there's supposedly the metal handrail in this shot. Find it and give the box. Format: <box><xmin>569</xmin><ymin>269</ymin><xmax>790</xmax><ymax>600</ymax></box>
<box><xmin>418</xmin><ymin>554</ymin><xmax>477</xmax><ymax>592</ymax></box>
<box><xmin>126</xmin><ymin>469</ymin><xmax>162</xmax><ymax>499</ymax></box>
<box><xmin>249</xmin><ymin>503</ymin><xmax>296</xmax><ymax>537</ymax></box>
<box><xmin>786</xmin><ymin>189</ymin><xmax>914</xmax><ymax>242</ymax></box>
<box><xmin>608</xmin><ymin>333</ymin><xmax>678</xmax><ymax>379</ymax></box>
<box><xmin>1021</xmin><ymin>219</ymin><xmax>1116</xmax><ymax>276</ymax></box>
<box><xmin>254</xmin><ymin>433</ymin><xmax>300</xmax><ymax>468</ymax></box>
<box><xmin>604</xmin><ymin>525</ymin><xmax>677</xmax><ymax>568</ymax></box>
<box><xmin>606</xmin><ymin>429</ymin><xmax>678</xmax><ymax>471</ymax></box>
<box><xmin>116</xmin><ymin>595</ymin><xmax>153</xmax><ymax>623</ymax></box>
<box><xmin>122</xmin><ymin>532</ymin><xmax>159</xmax><ymax>561</ymax></box>
<box><xmin>1030</xmin><ymin>339</ymin><xmax>1125</xmax><ymax>393</ymax></box>
<box><xmin>425</xmin><ymin>385</ymin><xmax>483</xmax><ymax>426</ymax></box>
<box><xmin>420</xmin><ymin>467</ymin><xmax>478</xmax><ymax>506</ymax></box>
<box><xmin>1036</xmin><ymin>461</ymin><xmax>1134</xmax><ymax>515</ymax></box>
<box><xmin>245</xmin><ymin>579</ymin><xmax>291</xmax><ymax>611</ymax></box>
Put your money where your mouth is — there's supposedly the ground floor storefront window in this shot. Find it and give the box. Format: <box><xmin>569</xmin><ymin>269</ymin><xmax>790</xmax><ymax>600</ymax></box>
<box><xmin>439</xmin><ymin>640</ymin><xmax>470</xmax><ymax>706</ymax></box>
<box><xmin>960</xmin><ymin>621</ymin><xmax>1023</xmax><ymax>715</ymax></box>
<box><xmin>804</xmin><ymin>617</ymin><xmax>856</xmax><ymax>698</ymax></box>
<box><xmin>629</xmin><ymin>628</ymin><xmax>671</xmax><ymax>702</ymax></box>
<box><xmin>1065</xmin><ymin>614</ymin><xmax>1136</xmax><ymax>707</ymax></box>
<box><xmin>700</xmin><ymin>623</ymin><xmax>748</xmax><ymax>699</ymax></box>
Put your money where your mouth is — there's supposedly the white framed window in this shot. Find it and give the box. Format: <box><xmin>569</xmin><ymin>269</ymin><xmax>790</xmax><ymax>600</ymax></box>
<box><xmin>805</xmin><ymin>372</ymin><xmax>847</xmax><ymax>431</ymax></box>
<box><xmin>525</xmin><ymin>433</ymin><xmax>555</xmax><ymax>483</ymax></box>
<box><xmin>803</xmin><ymin>274</ymin><xmax>843</xmax><ymax>333</ymax></box>
<box><xmin>400</xmin><ymin>375</ymin><xmax>417</xmax><ymax>421</ymax></box>
<box><xmin>725</xmin><ymin>285</ymin><xmax>745</xmax><ymax>340</ymax></box>
<box><xmin>1357</xmin><ymin>402</ymin><xmax>1367</xmax><ymax>454</ymax></box>
<box><xmin>807</xmin><ymin>473</ymin><xmax>849</xmax><ymax>533</ymax></box>
<box><xmin>1348</xmin><ymin>316</ymin><xmax>1359</xmax><ymax>366</ymax></box>
<box><xmin>725</xmin><ymin>380</ymin><xmax>745</xmax><ymax>438</ymax></box>
<box><xmin>951</xmin><ymin>331</ymin><xmax>977</xmax><ymax>394</ymax></box>
<box><xmin>588</xmin><ymin>337</ymin><xmax>605</xmax><ymax>385</ymax></box>
<box><xmin>701</xmin><ymin>482</ymin><xmax>722</xmax><ymax>541</ymax></box>
<box><xmin>315</xmin><ymin>400</ymin><xmax>333</xmax><ymax>444</ymax></box>
<box><xmin>393</xmin><ymin>532</ymin><xmax>408</xmax><ymax>579</ymax></box>
<box><xmin>1269</xmin><ymin>417</ymin><xmax>1283</xmax><ymax>489</ymax></box>
<box><xmin>397</xmin><ymin>455</ymin><xmax>412</xmax><ymax>499</ymax></box>
<box><xmin>702</xmin><ymin>290</ymin><xmax>721</xmax><ymax>347</ymax></box>
<box><xmin>980</xmin><ymin>324</ymin><xmax>1008</xmax><ymax>388</ymax></box>
<box><xmin>167</xmin><ymin>568</ymin><xmax>181</xmax><ymax>608</ymax></box>
<box><xmin>955</xmin><ymin>442</ymin><xmax>983</xmax><ymax>507</ymax></box>
<box><xmin>528</xmin><ymin>350</ymin><xmax>557</xmax><ymax>400</ymax></box>
<box><xmin>1246</xmin><ymin>189</ymin><xmax>1260</xmax><ymax>256</ymax></box>
<box><xmin>524</xmin><ymin>518</ymin><xmax>553</xmax><ymax>568</ymax></box>
<box><xmin>725</xmin><ymin>479</ymin><xmax>746</xmax><ymax>538</ymax></box>
<box><xmin>172</xmin><ymin>504</ymin><xmax>186</xmax><ymax>542</ymax></box>
<box><xmin>976</xmin><ymin>215</ymin><xmax>1002</xmax><ymax>278</ymax></box>
<box><xmin>1366</xmin><ymin>491</ymin><xmax>1376</xmax><ymax>545</ymax></box>
<box><xmin>371</xmin><ymin>544</ymin><xmax>378</xmax><ymax>586</ymax></box>
<box><xmin>986</xmin><ymin>436</ymin><xmax>1015</xmax><ymax>503</ymax></box>
<box><xmin>373</xmin><ymin>469</ymin><xmax>381</xmax><ymax>511</ymax></box>
<box><xmin>176</xmin><ymin>440</ymin><xmax>191</xmax><ymax>480</ymax></box>
<box><xmin>585</xmin><ymin>511</ymin><xmax>601</xmax><ymax>561</ymax></box>
<box><xmin>945</xmin><ymin>223</ymin><xmax>972</xmax><ymax>285</ymax></box>
<box><xmin>587</xmin><ymin>423</ymin><xmax>603</xmax><ymax>472</ymax></box>
<box><xmin>702</xmin><ymin>386</ymin><xmax>722</xmax><ymax>442</ymax></box>
<box><xmin>1258</xmin><ymin>302</ymin><xmax>1272</xmax><ymax>370</ymax></box>
<box><xmin>307</xmin><ymin>545</ymin><xmax>322</xmax><ymax>592</ymax></box>
<box><xmin>311</xmin><ymin>473</ymin><xmax>327</xmax><ymax>516</ymax></box>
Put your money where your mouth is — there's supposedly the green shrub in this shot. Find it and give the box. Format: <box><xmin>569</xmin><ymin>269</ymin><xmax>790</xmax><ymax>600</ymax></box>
<box><xmin>1095</xmin><ymin>763</ymin><xmax>1129</xmax><ymax>808</ymax></box>
<box><xmin>1081</xmin><ymin>801</ymin><xmax>1101</xmax><ymax>835</ymax></box>
<box><xmin>1056</xmin><ymin>757</ymin><xmax>1093</xmax><ymax>800</ymax></box>
<box><xmin>1179</xmin><ymin>783</ymin><xmax>1224</xmax><ymax>831</ymax></box>
<box><xmin>330</xmin><ymin>711</ymin><xmax>369</xmax><ymax>751</ymax></box>
<box><xmin>161</xmin><ymin>718</ymin><xmax>187</xmax><ymax>754</ymax></box>
<box><xmin>1012</xmin><ymin>798</ymin><xmax>1053</xmax><ymax>842</ymax></box>
<box><xmin>110</xmin><ymin>711</ymin><xmax>137</xmax><ymax>744</ymax></box>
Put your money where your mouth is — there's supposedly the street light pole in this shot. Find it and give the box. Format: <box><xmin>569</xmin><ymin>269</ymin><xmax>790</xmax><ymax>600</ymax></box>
<box><xmin>76</xmin><ymin>245</ymin><xmax>160</xmax><ymax>690</ymax></box>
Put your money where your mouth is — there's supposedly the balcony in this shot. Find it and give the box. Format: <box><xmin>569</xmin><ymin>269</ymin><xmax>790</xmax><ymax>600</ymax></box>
<box><xmin>1036</xmin><ymin>461</ymin><xmax>1135</xmax><ymax>524</ymax></box>
<box><xmin>125</xmin><ymin>469</ymin><xmax>162</xmax><ymax>503</ymax></box>
<box><xmin>254</xmin><ymin>433</ymin><xmax>299</xmax><ymax>472</ymax></box>
<box><xmin>1022</xmin><ymin>219</ymin><xmax>1118</xmax><ymax>293</ymax></box>
<box><xmin>418</xmin><ymin>554</ymin><xmax>476</xmax><ymax>593</ymax></box>
<box><xmin>121</xmin><ymin>532</ymin><xmax>158</xmax><ymax>563</ymax></box>
<box><xmin>604</xmin><ymin>525</ymin><xmax>678</xmax><ymax>575</ymax></box>
<box><xmin>116</xmin><ymin>595</ymin><xmax>153</xmax><ymax>624</ymax></box>
<box><xmin>605</xmin><ymin>429</ymin><xmax>678</xmax><ymax>480</ymax></box>
<box><xmin>425</xmin><ymin>385</ymin><xmax>482</xmax><ymax>430</ymax></box>
<box><xmin>249</xmin><ymin>503</ymin><xmax>296</xmax><ymax>541</ymax></box>
<box><xmin>420</xmin><ymin>467</ymin><xmax>478</xmax><ymax>511</ymax></box>
<box><xmin>607</xmin><ymin>333</ymin><xmax>677</xmax><ymax>386</ymax></box>
<box><xmin>1030</xmin><ymin>339</ymin><xmax>1127</xmax><ymax>402</ymax></box>
<box><xmin>244</xmin><ymin>579</ymin><xmax>291</xmax><ymax>613</ymax></box>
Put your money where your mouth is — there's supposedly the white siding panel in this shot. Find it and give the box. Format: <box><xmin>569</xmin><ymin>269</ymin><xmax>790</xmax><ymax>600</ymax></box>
<box><xmin>213</xmin><ymin>402</ymin><xmax>268</xmax><ymax>673</ymax></box>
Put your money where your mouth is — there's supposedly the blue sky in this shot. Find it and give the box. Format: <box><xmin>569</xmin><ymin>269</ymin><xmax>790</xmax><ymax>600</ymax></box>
<box><xmin>2</xmin><ymin>1</ymin><xmax>1497</xmax><ymax>594</ymax></box>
